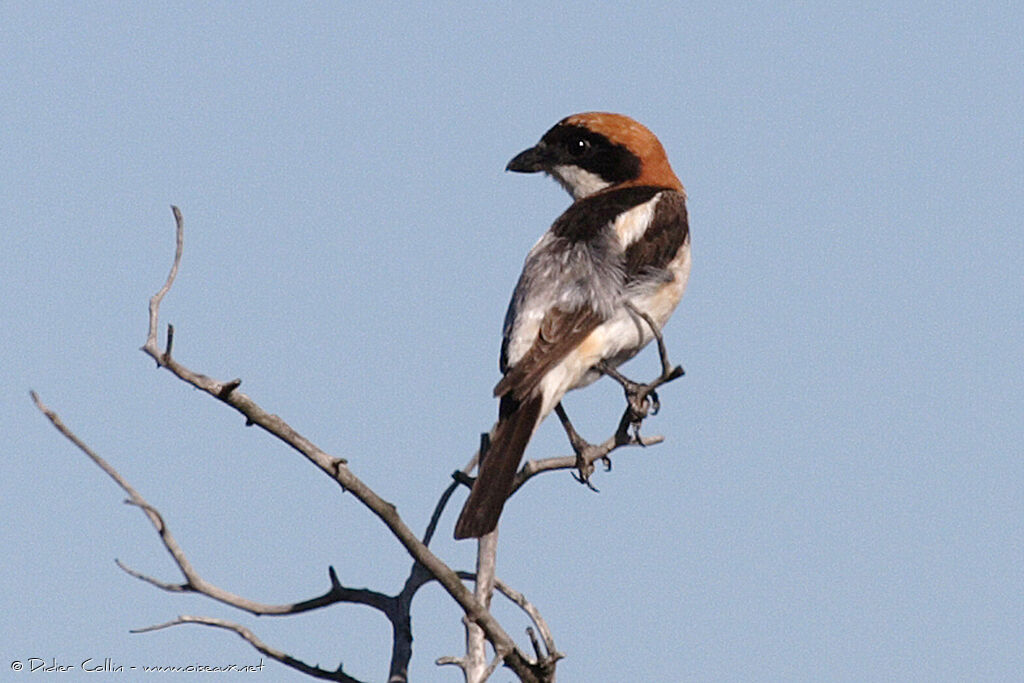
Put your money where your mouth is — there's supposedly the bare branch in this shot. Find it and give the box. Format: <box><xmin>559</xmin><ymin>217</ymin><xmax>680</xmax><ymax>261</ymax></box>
<box><xmin>32</xmin><ymin>390</ymin><xmax>396</xmax><ymax>617</ymax></box>
<box><xmin>143</xmin><ymin>205</ymin><xmax>184</xmax><ymax>365</ymax></box>
<box><xmin>512</xmin><ymin>427</ymin><xmax>663</xmax><ymax>495</ymax></box>
<box><xmin>115</xmin><ymin>558</ymin><xmax>188</xmax><ymax>593</ymax></box>
<box><xmin>31</xmin><ymin>385</ymin><xmax>540</xmax><ymax>680</ymax></box>
<box><xmin>464</xmin><ymin>531</ymin><xmax>499</xmax><ymax>681</ymax></box>
<box><xmin>456</xmin><ymin>571</ymin><xmax>563</xmax><ymax>672</ymax></box>
<box><xmin>133</xmin><ymin>615</ymin><xmax>365</xmax><ymax>683</ymax></box>
<box><xmin>421</xmin><ymin>479</ymin><xmax>460</xmax><ymax>547</ymax></box>
<box><xmin>490</xmin><ymin>580</ymin><xmax>563</xmax><ymax>667</ymax></box>
<box><xmin>129</xmin><ymin>208</ymin><xmax>542</xmax><ymax>680</ymax></box>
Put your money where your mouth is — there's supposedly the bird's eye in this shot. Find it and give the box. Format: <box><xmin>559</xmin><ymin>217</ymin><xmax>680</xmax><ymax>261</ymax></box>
<box><xmin>568</xmin><ymin>137</ymin><xmax>591</xmax><ymax>157</ymax></box>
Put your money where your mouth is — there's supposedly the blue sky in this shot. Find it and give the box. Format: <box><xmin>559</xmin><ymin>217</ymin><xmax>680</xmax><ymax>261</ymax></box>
<box><xmin>3</xmin><ymin>2</ymin><xmax>1022</xmax><ymax>681</ymax></box>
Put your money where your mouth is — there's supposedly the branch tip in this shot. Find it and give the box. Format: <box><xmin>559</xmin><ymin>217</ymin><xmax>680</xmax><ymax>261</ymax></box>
<box><xmin>164</xmin><ymin>323</ymin><xmax>175</xmax><ymax>359</ymax></box>
<box><xmin>527</xmin><ymin>626</ymin><xmax>544</xmax><ymax>660</ymax></box>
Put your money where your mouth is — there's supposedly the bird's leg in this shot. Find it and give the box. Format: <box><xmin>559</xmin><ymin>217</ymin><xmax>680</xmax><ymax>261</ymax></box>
<box><xmin>554</xmin><ymin>402</ymin><xmax>591</xmax><ymax>455</ymax></box>
<box><xmin>601</xmin><ymin>303</ymin><xmax>685</xmax><ymax>440</ymax></box>
<box><xmin>626</xmin><ymin>303</ymin><xmax>685</xmax><ymax>392</ymax></box>
<box><xmin>554</xmin><ymin>402</ymin><xmax>608</xmax><ymax>491</ymax></box>
<box><xmin>599</xmin><ymin>362</ymin><xmax>651</xmax><ymax>414</ymax></box>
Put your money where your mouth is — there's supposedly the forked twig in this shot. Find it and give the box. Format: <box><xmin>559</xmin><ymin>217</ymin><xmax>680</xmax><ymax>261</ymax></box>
<box><xmin>455</xmin><ymin>571</ymin><xmax>564</xmax><ymax>673</ymax></box>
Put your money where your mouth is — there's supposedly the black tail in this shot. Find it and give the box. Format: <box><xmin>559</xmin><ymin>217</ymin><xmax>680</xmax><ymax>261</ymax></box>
<box><xmin>454</xmin><ymin>394</ymin><xmax>542</xmax><ymax>539</ymax></box>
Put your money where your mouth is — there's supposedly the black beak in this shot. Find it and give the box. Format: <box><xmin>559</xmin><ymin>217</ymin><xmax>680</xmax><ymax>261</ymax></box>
<box><xmin>506</xmin><ymin>144</ymin><xmax>549</xmax><ymax>173</ymax></box>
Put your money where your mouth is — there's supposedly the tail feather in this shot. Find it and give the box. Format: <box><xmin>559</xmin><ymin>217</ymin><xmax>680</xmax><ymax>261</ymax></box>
<box><xmin>454</xmin><ymin>394</ymin><xmax>543</xmax><ymax>539</ymax></box>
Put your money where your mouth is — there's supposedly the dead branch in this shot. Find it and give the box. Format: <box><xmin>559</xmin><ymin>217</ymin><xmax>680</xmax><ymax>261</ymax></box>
<box><xmin>513</xmin><ymin>420</ymin><xmax>664</xmax><ymax>495</ymax></box>
<box><xmin>133</xmin><ymin>615</ymin><xmax>364</xmax><ymax>682</ymax></box>
<box><xmin>31</xmin><ymin>390</ymin><xmax>391</xmax><ymax>617</ymax></box>
<box><xmin>144</xmin><ymin>205</ymin><xmax>183</xmax><ymax>363</ymax></box>
<box><xmin>131</xmin><ymin>207</ymin><xmax>543</xmax><ymax>681</ymax></box>
<box><xmin>31</xmin><ymin>389</ymin><xmax>390</xmax><ymax>621</ymax></box>
<box><xmin>465</xmin><ymin>531</ymin><xmax>500</xmax><ymax>680</ymax></box>
<box><xmin>33</xmin><ymin>382</ymin><xmax>551</xmax><ymax>681</ymax></box>
<box><xmin>456</xmin><ymin>571</ymin><xmax>564</xmax><ymax>671</ymax></box>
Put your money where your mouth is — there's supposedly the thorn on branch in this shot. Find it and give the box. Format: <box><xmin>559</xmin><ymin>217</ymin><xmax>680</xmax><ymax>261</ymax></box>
<box><xmin>329</xmin><ymin>457</ymin><xmax>349</xmax><ymax>480</ymax></box>
<box><xmin>164</xmin><ymin>323</ymin><xmax>175</xmax><ymax>362</ymax></box>
<box><xmin>328</xmin><ymin>566</ymin><xmax>342</xmax><ymax>591</ymax></box>
<box><xmin>218</xmin><ymin>378</ymin><xmax>242</xmax><ymax>399</ymax></box>
<box><xmin>452</xmin><ymin>470</ymin><xmax>474</xmax><ymax>489</ymax></box>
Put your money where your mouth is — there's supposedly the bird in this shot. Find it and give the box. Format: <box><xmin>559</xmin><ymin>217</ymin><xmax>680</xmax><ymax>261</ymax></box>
<box><xmin>453</xmin><ymin>112</ymin><xmax>691</xmax><ymax>539</ymax></box>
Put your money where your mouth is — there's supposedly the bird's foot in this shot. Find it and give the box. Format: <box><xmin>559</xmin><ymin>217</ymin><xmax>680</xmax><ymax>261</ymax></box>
<box><xmin>552</xmin><ymin>401</ymin><xmax>606</xmax><ymax>491</ymax></box>
<box><xmin>601</xmin><ymin>304</ymin><xmax>686</xmax><ymax>442</ymax></box>
<box><xmin>556</xmin><ymin>403</ymin><xmax>605</xmax><ymax>491</ymax></box>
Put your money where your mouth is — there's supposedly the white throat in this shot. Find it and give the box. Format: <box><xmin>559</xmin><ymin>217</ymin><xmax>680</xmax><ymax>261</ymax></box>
<box><xmin>550</xmin><ymin>164</ymin><xmax>612</xmax><ymax>200</ymax></box>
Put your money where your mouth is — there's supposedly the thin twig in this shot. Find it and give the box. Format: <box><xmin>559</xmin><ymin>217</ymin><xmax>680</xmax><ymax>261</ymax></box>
<box><xmin>144</xmin><ymin>206</ymin><xmax>184</xmax><ymax>365</ymax></box>
<box><xmin>31</xmin><ymin>391</ymin><xmax>394</xmax><ymax>617</ymax></box>
<box><xmin>490</xmin><ymin>581</ymin><xmax>563</xmax><ymax>667</ymax></box>
<box><xmin>455</xmin><ymin>571</ymin><xmax>564</xmax><ymax>672</ymax></box>
<box><xmin>512</xmin><ymin>429</ymin><xmax>663</xmax><ymax>495</ymax></box>
<box><xmin>133</xmin><ymin>616</ymin><xmax>365</xmax><ymax>683</ymax></box>
<box><xmin>422</xmin><ymin>480</ymin><xmax>460</xmax><ymax>547</ymax></box>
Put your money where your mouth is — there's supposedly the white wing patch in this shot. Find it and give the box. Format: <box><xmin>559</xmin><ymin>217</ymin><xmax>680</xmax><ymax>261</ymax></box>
<box><xmin>613</xmin><ymin>193</ymin><xmax>661</xmax><ymax>248</ymax></box>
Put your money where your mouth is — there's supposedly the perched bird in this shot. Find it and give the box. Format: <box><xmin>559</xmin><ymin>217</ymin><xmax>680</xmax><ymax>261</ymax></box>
<box><xmin>454</xmin><ymin>112</ymin><xmax>690</xmax><ymax>539</ymax></box>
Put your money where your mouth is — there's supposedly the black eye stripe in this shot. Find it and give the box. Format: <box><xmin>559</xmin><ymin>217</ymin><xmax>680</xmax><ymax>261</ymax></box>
<box><xmin>543</xmin><ymin>124</ymin><xmax>605</xmax><ymax>155</ymax></box>
<box><xmin>538</xmin><ymin>123</ymin><xmax>641</xmax><ymax>184</ymax></box>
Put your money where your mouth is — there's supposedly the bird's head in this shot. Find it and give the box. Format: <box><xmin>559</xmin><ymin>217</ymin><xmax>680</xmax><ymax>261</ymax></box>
<box><xmin>506</xmin><ymin>112</ymin><xmax>683</xmax><ymax>200</ymax></box>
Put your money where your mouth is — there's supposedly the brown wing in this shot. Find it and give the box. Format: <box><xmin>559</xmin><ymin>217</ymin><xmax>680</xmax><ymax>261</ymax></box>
<box><xmin>493</xmin><ymin>306</ymin><xmax>603</xmax><ymax>401</ymax></box>
<box><xmin>623</xmin><ymin>190</ymin><xmax>689</xmax><ymax>277</ymax></box>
